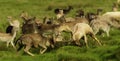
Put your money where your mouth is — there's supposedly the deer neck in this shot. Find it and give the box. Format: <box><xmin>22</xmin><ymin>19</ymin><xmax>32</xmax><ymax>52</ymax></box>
<box><xmin>8</xmin><ymin>19</ymin><xmax>13</xmax><ymax>26</ymax></box>
<box><xmin>33</xmin><ymin>22</ymin><xmax>39</xmax><ymax>33</ymax></box>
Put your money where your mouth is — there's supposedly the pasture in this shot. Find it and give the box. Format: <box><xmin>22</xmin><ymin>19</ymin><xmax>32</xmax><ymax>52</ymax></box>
<box><xmin>0</xmin><ymin>0</ymin><xmax>120</xmax><ymax>61</ymax></box>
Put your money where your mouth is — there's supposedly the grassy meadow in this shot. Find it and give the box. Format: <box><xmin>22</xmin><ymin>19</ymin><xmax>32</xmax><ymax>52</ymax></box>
<box><xmin>0</xmin><ymin>0</ymin><xmax>120</xmax><ymax>61</ymax></box>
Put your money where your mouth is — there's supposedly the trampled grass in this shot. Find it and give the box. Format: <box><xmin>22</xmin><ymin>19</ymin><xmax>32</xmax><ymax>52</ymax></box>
<box><xmin>0</xmin><ymin>0</ymin><xmax>119</xmax><ymax>61</ymax></box>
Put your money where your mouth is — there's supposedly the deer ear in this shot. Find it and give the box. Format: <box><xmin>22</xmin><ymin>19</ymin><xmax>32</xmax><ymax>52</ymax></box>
<box><xmin>43</xmin><ymin>16</ymin><xmax>47</xmax><ymax>20</ymax></box>
<box><xmin>54</xmin><ymin>9</ymin><xmax>60</xmax><ymax>14</ymax></box>
<box><xmin>20</xmin><ymin>11</ymin><xmax>25</xmax><ymax>17</ymax></box>
<box><xmin>7</xmin><ymin>16</ymin><xmax>12</xmax><ymax>19</ymax></box>
<box><xmin>32</xmin><ymin>17</ymin><xmax>36</xmax><ymax>20</ymax></box>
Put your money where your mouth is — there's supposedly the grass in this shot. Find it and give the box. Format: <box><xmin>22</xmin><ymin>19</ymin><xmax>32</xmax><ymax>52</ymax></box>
<box><xmin>0</xmin><ymin>0</ymin><xmax>120</xmax><ymax>61</ymax></box>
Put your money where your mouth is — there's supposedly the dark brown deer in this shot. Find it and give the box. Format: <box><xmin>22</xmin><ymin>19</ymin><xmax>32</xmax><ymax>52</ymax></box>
<box><xmin>21</xmin><ymin>17</ymin><xmax>37</xmax><ymax>34</ymax></box>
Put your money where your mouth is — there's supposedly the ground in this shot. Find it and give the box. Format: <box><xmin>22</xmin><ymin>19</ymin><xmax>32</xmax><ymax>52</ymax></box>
<box><xmin>0</xmin><ymin>0</ymin><xmax>119</xmax><ymax>61</ymax></box>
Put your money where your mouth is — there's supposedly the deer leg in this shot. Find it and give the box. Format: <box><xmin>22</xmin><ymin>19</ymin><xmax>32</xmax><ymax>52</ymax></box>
<box><xmin>7</xmin><ymin>41</ymin><xmax>10</xmax><ymax>47</ymax></box>
<box><xmin>49</xmin><ymin>39</ymin><xmax>55</xmax><ymax>48</ymax></box>
<box><xmin>91</xmin><ymin>34</ymin><xmax>102</xmax><ymax>46</ymax></box>
<box><xmin>50</xmin><ymin>44</ymin><xmax>54</xmax><ymax>48</ymax></box>
<box><xmin>40</xmin><ymin>45</ymin><xmax>47</xmax><ymax>54</ymax></box>
<box><xmin>84</xmin><ymin>34</ymin><xmax>88</xmax><ymax>48</ymax></box>
<box><xmin>11</xmin><ymin>41</ymin><xmax>16</xmax><ymax>49</ymax></box>
<box><xmin>106</xmin><ymin>27</ymin><xmax>110</xmax><ymax>37</ymax></box>
<box><xmin>68</xmin><ymin>32</ymin><xmax>73</xmax><ymax>44</ymax></box>
<box><xmin>17</xmin><ymin>45</ymin><xmax>23</xmax><ymax>51</ymax></box>
<box><xmin>102</xmin><ymin>25</ymin><xmax>110</xmax><ymax>37</ymax></box>
<box><xmin>93</xmin><ymin>27</ymin><xmax>99</xmax><ymax>35</ymax></box>
<box><xmin>106</xmin><ymin>30</ymin><xmax>110</xmax><ymax>37</ymax></box>
<box><xmin>24</xmin><ymin>45</ymin><xmax>34</xmax><ymax>56</ymax></box>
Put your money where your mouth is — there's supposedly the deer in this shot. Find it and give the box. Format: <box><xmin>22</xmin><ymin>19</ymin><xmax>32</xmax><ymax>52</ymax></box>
<box><xmin>0</xmin><ymin>16</ymin><xmax>20</xmax><ymax>49</ymax></box>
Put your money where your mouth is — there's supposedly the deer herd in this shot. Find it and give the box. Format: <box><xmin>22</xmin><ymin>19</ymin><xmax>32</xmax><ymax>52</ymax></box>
<box><xmin>0</xmin><ymin>2</ymin><xmax>120</xmax><ymax>56</ymax></box>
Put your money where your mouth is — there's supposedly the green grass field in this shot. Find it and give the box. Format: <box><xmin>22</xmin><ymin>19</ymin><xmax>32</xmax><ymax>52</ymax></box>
<box><xmin>0</xmin><ymin>0</ymin><xmax>120</xmax><ymax>61</ymax></box>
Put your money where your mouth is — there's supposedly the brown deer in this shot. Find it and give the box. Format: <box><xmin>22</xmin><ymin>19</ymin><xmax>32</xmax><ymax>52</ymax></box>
<box><xmin>15</xmin><ymin>33</ymin><xmax>54</xmax><ymax>56</ymax></box>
